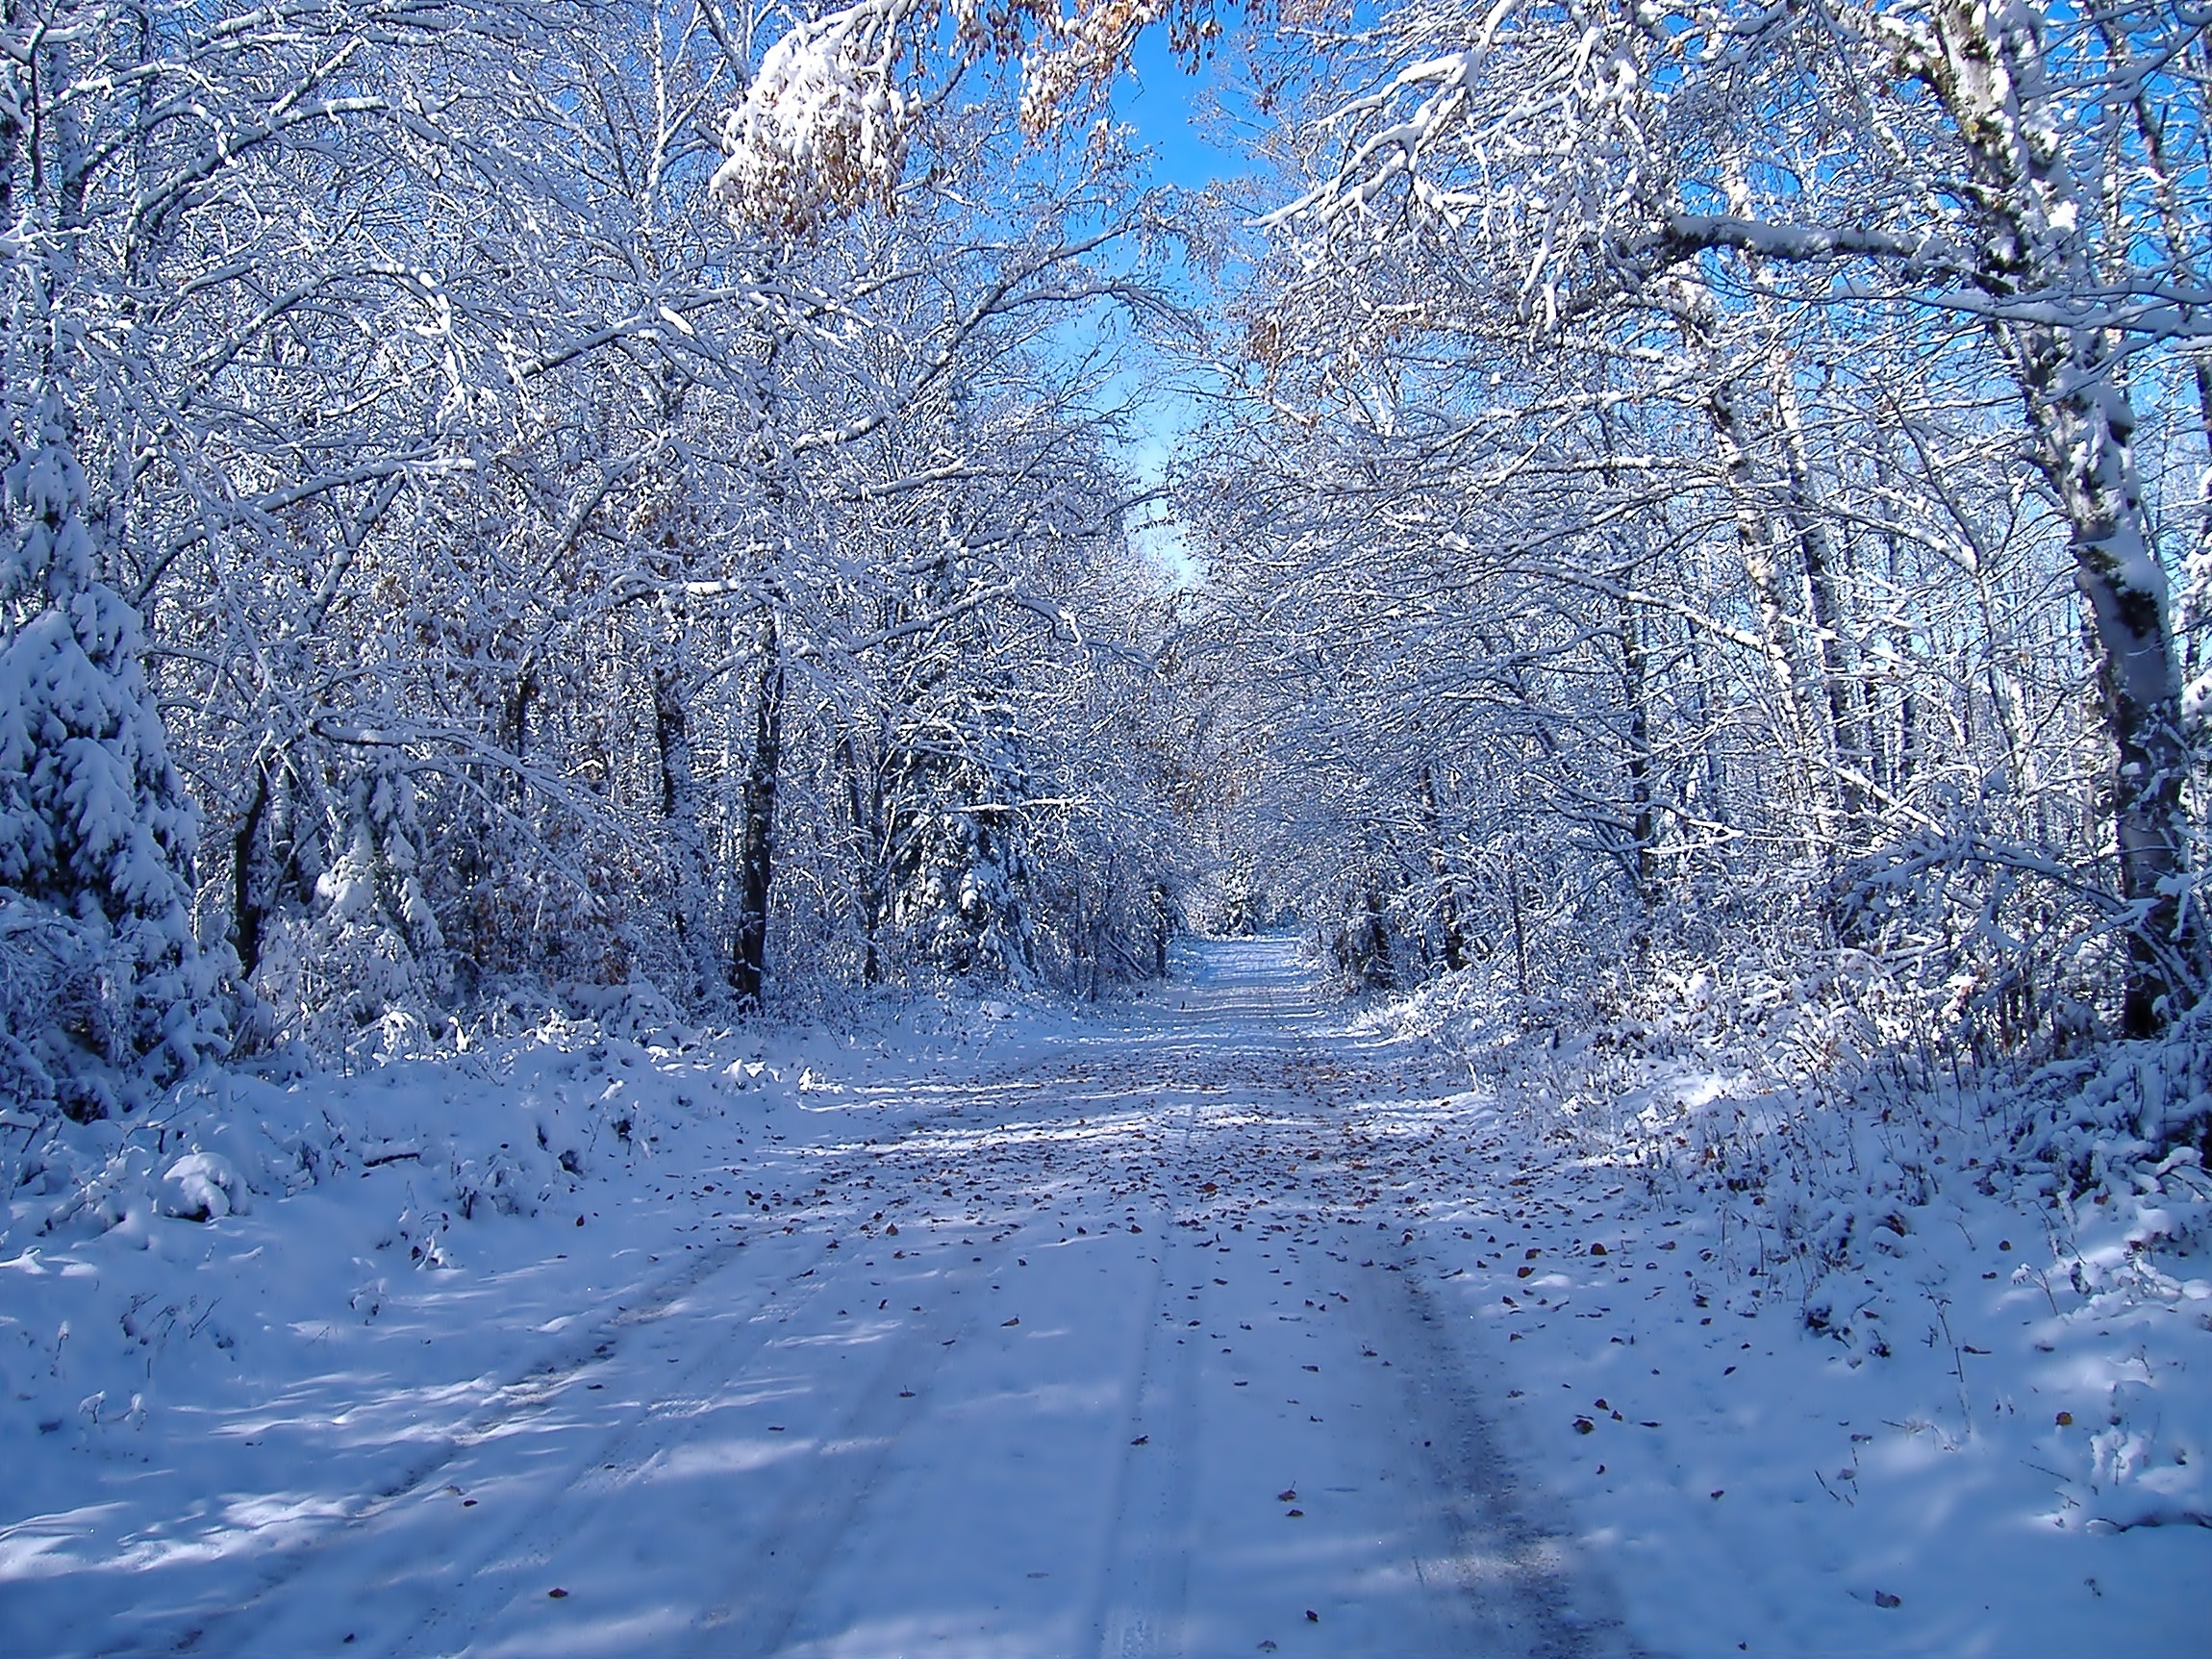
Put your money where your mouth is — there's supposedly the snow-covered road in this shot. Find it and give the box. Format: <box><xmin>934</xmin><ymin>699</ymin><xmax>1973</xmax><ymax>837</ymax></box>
<box><xmin>120</xmin><ymin>938</ymin><xmax>1629</xmax><ymax>1659</ymax></box>
<box><xmin>13</xmin><ymin>937</ymin><xmax>2205</xmax><ymax>1657</ymax></box>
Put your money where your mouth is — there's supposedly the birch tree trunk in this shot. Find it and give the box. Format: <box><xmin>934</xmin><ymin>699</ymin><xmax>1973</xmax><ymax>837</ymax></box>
<box><xmin>1921</xmin><ymin>0</ymin><xmax>2194</xmax><ymax>1030</ymax></box>
<box><xmin>2006</xmin><ymin>328</ymin><xmax>2187</xmax><ymax>1032</ymax></box>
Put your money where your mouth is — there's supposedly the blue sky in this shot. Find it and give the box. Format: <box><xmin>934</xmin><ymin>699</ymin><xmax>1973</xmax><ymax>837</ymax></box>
<box><xmin>1098</xmin><ymin>34</ymin><xmax>1256</xmax><ymax>587</ymax></box>
<box><xmin>1110</xmin><ymin>30</ymin><xmax>1246</xmax><ymax>193</ymax></box>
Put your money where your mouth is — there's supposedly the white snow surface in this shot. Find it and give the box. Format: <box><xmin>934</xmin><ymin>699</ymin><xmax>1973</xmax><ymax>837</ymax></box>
<box><xmin>2</xmin><ymin>939</ymin><xmax>2203</xmax><ymax>1656</ymax></box>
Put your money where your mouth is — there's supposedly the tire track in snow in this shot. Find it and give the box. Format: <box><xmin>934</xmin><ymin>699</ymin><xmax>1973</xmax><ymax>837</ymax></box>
<box><xmin>341</xmin><ymin>1255</ymin><xmax>874</xmax><ymax>1658</ymax></box>
<box><xmin>1089</xmin><ymin>1090</ymin><xmax>1202</xmax><ymax>1659</ymax></box>
<box><xmin>143</xmin><ymin>1117</ymin><xmax>952</xmax><ymax>1658</ymax></box>
<box><xmin>1371</xmin><ymin>1253</ymin><xmax>1649</xmax><ymax>1657</ymax></box>
<box><xmin>676</xmin><ymin>1236</ymin><xmax>1020</xmax><ymax>1659</ymax></box>
<box><xmin>1229</xmin><ymin>973</ymin><xmax>1648</xmax><ymax>1659</ymax></box>
<box><xmin>1160</xmin><ymin>943</ymin><xmax>1644</xmax><ymax>1658</ymax></box>
<box><xmin>130</xmin><ymin>1228</ymin><xmax>833</xmax><ymax>1659</ymax></box>
<box><xmin>158</xmin><ymin>1235</ymin><xmax>844</xmax><ymax>1659</ymax></box>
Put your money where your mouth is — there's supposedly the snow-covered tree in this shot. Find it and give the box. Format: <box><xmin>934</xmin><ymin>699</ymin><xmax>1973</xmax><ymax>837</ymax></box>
<box><xmin>1261</xmin><ymin>0</ymin><xmax>2212</xmax><ymax>1030</ymax></box>
<box><xmin>1</xmin><ymin>371</ymin><xmax>221</xmax><ymax>1109</ymax></box>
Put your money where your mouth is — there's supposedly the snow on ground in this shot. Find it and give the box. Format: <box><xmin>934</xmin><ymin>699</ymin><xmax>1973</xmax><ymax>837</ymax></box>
<box><xmin>1</xmin><ymin>993</ymin><xmax>1072</xmax><ymax>1655</ymax></box>
<box><xmin>2</xmin><ymin>939</ymin><xmax>2204</xmax><ymax>1656</ymax></box>
<box><xmin>1332</xmin><ymin>1065</ymin><xmax>2211</xmax><ymax>1658</ymax></box>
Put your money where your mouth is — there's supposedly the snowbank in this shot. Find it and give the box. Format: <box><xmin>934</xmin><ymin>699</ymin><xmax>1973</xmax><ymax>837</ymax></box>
<box><xmin>0</xmin><ymin>977</ymin><xmax>1096</xmax><ymax>1651</ymax></box>
<box><xmin>1361</xmin><ymin>952</ymin><xmax>2211</xmax><ymax>1652</ymax></box>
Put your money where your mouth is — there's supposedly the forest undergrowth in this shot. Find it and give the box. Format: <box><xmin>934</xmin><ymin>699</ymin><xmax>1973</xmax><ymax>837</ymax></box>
<box><xmin>1371</xmin><ymin>943</ymin><xmax>2212</xmax><ymax>1535</ymax></box>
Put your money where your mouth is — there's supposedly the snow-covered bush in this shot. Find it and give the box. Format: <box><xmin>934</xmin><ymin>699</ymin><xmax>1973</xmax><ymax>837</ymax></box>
<box><xmin>245</xmin><ymin>758</ymin><xmax>454</xmax><ymax>1066</ymax></box>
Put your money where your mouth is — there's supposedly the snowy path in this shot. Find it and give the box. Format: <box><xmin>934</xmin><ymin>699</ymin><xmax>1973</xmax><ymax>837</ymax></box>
<box><xmin>15</xmin><ymin>939</ymin><xmax>2205</xmax><ymax>1658</ymax></box>
<box><xmin>114</xmin><ymin>939</ymin><xmax>1629</xmax><ymax>1659</ymax></box>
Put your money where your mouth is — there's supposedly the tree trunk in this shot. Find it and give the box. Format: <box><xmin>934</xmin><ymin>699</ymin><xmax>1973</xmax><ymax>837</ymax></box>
<box><xmin>1616</xmin><ymin>598</ymin><xmax>1659</xmax><ymax>949</ymax></box>
<box><xmin>1921</xmin><ymin>0</ymin><xmax>2197</xmax><ymax>1030</ymax></box>
<box><xmin>2008</xmin><ymin>329</ymin><xmax>2188</xmax><ymax>1034</ymax></box>
<box><xmin>838</xmin><ymin>730</ymin><xmax>885</xmax><ymax>985</ymax></box>
<box><xmin>1764</xmin><ymin>346</ymin><xmax>1871</xmax><ymax>836</ymax></box>
<box><xmin>1698</xmin><ymin>342</ymin><xmax>1833</xmax><ymax>860</ymax></box>
<box><xmin>651</xmin><ymin>648</ymin><xmax>722</xmax><ymax>1006</ymax></box>
<box><xmin>1506</xmin><ymin>848</ymin><xmax>1530</xmax><ymax>1010</ymax></box>
<box><xmin>1355</xmin><ymin>885</ymin><xmax>1395</xmax><ymax>991</ymax></box>
<box><xmin>232</xmin><ymin>755</ymin><xmax>273</xmax><ymax>983</ymax></box>
<box><xmin>1420</xmin><ymin>765</ymin><xmax>1470</xmax><ymax>972</ymax></box>
<box><xmin>732</xmin><ymin>607</ymin><xmax>785</xmax><ymax>1011</ymax></box>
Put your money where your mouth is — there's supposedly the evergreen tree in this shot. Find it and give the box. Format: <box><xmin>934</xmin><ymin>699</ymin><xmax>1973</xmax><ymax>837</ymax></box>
<box><xmin>0</xmin><ymin>373</ymin><xmax>222</xmax><ymax>1113</ymax></box>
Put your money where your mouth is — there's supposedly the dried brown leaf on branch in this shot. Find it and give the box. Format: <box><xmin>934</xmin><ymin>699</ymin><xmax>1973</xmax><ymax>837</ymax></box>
<box><xmin>715</xmin><ymin>0</ymin><xmax>1279</xmax><ymax>233</ymax></box>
